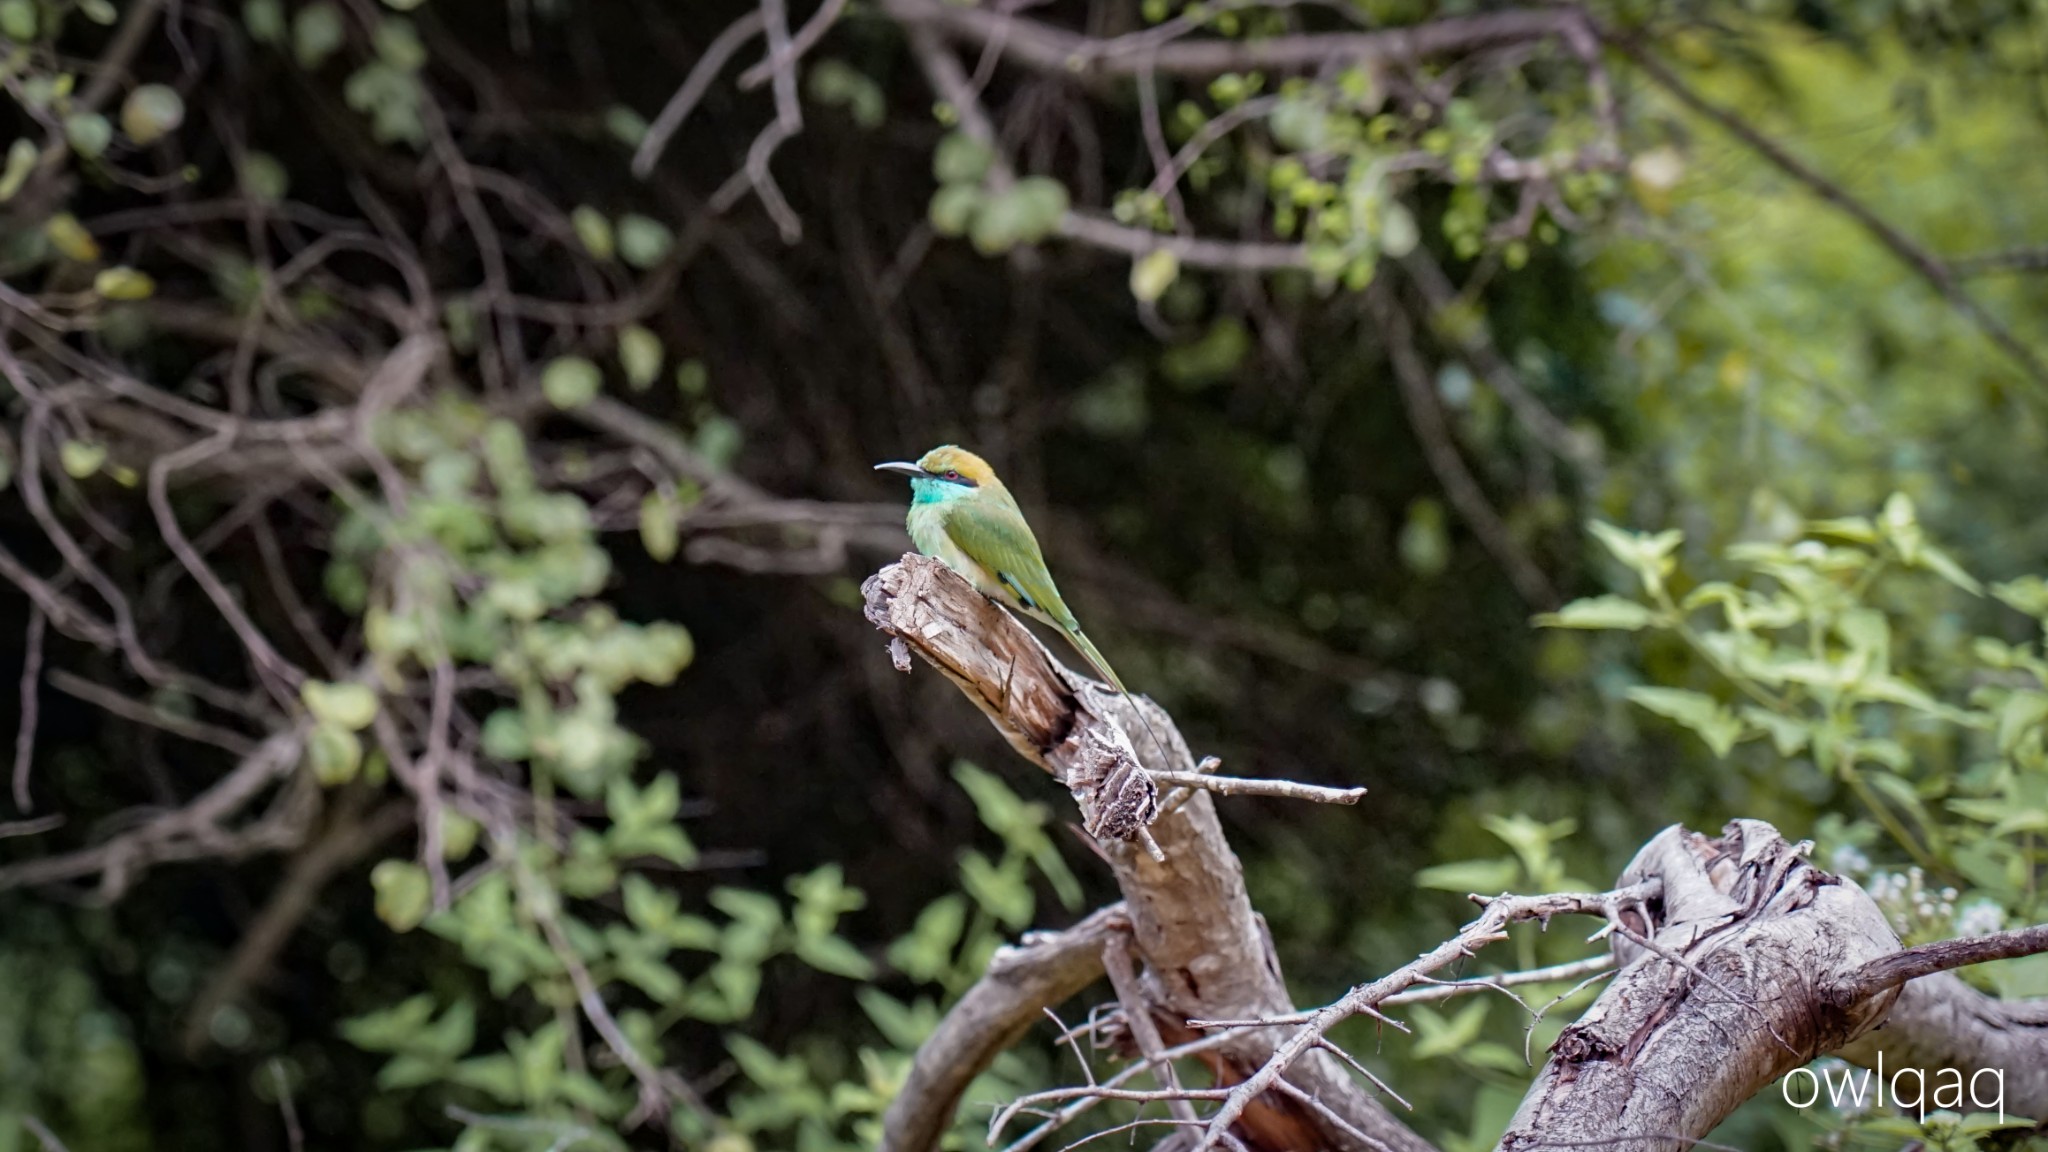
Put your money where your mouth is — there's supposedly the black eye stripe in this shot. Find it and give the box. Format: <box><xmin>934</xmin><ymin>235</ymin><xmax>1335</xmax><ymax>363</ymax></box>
<box><xmin>928</xmin><ymin>468</ymin><xmax>978</xmax><ymax>488</ymax></box>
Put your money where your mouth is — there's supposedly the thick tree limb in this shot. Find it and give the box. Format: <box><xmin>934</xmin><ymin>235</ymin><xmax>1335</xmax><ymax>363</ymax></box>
<box><xmin>880</xmin><ymin>903</ymin><xmax>1132</xmax><ymax>1152</ymax></box>
<box><xmin>1832</xmin><ymin>966</ymin><xmax>2048</xmax><ymax>1117</ymax></box>
<box><xmin>1497</xmin><ymin>821</ymin><xmax>1902</xmax><ymax>1148</ymax></box>
<box><xmin>864</xmin><ymin>554</ymin><xmax>1430</xmax><ymax>1152</ymax></box>
<box><xmin>883</xmin><ymin>0</ymin><xmax>1583</xmax><ymax>79</ymax></box>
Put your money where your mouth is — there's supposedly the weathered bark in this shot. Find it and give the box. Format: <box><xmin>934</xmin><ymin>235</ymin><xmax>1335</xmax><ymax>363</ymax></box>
<box><xmin>869</xmin><ymin>555</ymin><xmax>2048</xmax><ymax>1151</ymax></box>
<box><xmin>1834</xmin><ymin>973</ymin><xmax>2048</xmax><ymax>1117</ymax></box>
<box><xmin>865</xmin><ymin>555</ymin><xmax>1431</xmax><ymax>1152</ymax></box>
<box><xmin>1499</xmin><ymin>821</ymin><xmax>1901</xmax><ymax>1148</ymax></box>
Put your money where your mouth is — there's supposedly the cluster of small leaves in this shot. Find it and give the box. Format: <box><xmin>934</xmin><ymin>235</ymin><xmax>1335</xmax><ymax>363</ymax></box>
<box><xmin>1</xmin><ymin>0</ymin><xmax>177</xmax><ymax>299</ymax></box>
<box><xmin>1543</xmin><ymin>494</ymin><xmax>2048</xmax><ymax>997</ymax></box>
<box><xmin>710</xmin><ymin>761</ymin><xmax>1082</xmax><ymax>1151</ymax></box>
<box><xmin>925</xmin><ymin>132</ymin><xmax>1072</xmax><ymax>256</ymax></box>
<box><xmin>1096</xmin><ymin>1</ymin><xmax>1620</xmax><ymax>295</ymax></box>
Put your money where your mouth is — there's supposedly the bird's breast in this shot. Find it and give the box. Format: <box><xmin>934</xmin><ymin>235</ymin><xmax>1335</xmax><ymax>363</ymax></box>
<box><xmin>908</xmin><ymin>502</ymin><xmax>1003</xmax><ymax>598</ymax></box>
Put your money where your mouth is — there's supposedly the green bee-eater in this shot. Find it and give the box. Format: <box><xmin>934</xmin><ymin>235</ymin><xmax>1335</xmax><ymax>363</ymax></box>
<box><xmin>874</xmin><ymin>446</ymin><xmax>1134</xmax><ymax>699</ymax></box>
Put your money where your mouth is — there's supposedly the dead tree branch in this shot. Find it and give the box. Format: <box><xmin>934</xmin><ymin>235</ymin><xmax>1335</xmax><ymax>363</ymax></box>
<box><xmin>883</xmin><ymin>0</ymin><xmax>1585</xmax><ymax>79</ymax></box>
<box><xmin>881</xmin><ymin>903</ymin><xmax>1133</xmax><ymax>1152</ymax></box>
<box><xmin>1492</xmin><ymin>820</ymin><xmax>2043</xmax><ymax>1148</ymax></box>
<box><xmin>864</xmin><ymin>554</ymin><xmax>1429</xmax><ymax>1152</ymax></box>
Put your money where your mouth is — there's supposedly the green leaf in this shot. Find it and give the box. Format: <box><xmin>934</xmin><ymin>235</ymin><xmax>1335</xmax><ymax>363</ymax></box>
<box><xmin>1738</xmin><ymin>706</ymin><xmax>1809</xmax><ymax>757</ymax></box>
<box><xmin>413</xmin><ymin>998</ymin><xmax>476</xmax><ymax>1061</ymax></box>
<box><xmin>927</xmin><ymin>183</ymin><xmax>981</xmax><ymax>237</ymax></box>
<box><xmin>542</xmin><ymin>355</ymin><xmax>602</xmax><ymax>409</ymax></box>
<box><xmin>119</xmin><ymin>85</ymin><xmax>185</xmax><ymax>145</ymax></box>
<box><xmin>617</xmin><ymin>952</ymin><xmax>685</xmax><ymax>1002</ymax></box>
<box><xmin>616</xmin><ymin>214</ymin><xmax>674</xmax><ymax>269</ymax></box>
<box><xmin>571</xmin><ymin>205</ymin><xmax>614</xmax><ymax>260</ymax></box>
<box><xmin>340</xmin><ymin>993</ymin><xmax>436</xmax><ymax>1050</ymax></box>
<box><xmin>1998</xmin><ymin>691</ymin><xmax>2048</xmax><ymax>754</ymax></box>
<box><xmin>1534</xmin><ymin>595</ymin><xmax>1658</xmax><ymax>631</ymax></box>
<box><xmin>1588</xmin><ymin>521</ymin><xmax>1682</xmax><ymax>594</ymax></box>
<box><xmin>886</xmin><ymin>894</ymin><xmax>967</xmax><ymax>981</ymax></box>
<box><xmin>618</xmin><ymin>325</ymin><xmax>663</xmax><ymax>390</ymax></box>
<box><xmin>307</xmin><ymin>722</ymin><xmax>363</xmax><ymax>786</ymax></box>
<box><xmin>806</xmin><ymin>59</ymin><xmax>885</xmax><ymax>129</ymax></box>
<box><xmin>292</xmin><ymin>2</ymin><xmax>345</xmax><ymax>69</ymax></box>
<box><xmin>46</xmin><ymin>213</ymin><xmax>102</xmax><ymax>262</ymax></box>
<box><xmin>93</xmin><ymin>267</ymin><xmax>156</xmax><ymax>301</ymax></box>
<box><xmin>1414</xmin><ymin>856</ymin><xmax>1519</xmax><ymax>894</ymax></box>
<box><xmin>604</xmin><ymin>105</ymin><xmax>648</xmax><ymax>147</ymax></box>
<box><xmin>1913</xmin><ymin>543</ymin><xmax>1983</xmax><ymax>595</ymax></box>
<box><xmin>243</xmin><ymin>0</ymin><xmax>285</xmax><ymax>42</ymax></box>
<box><xmin>372</xmin><ymin>18</ymin><xmax>427</xmax><ymax>71</ymax></box>
<box><xmin>0</xmin><ymin>138</ymin><xmax>37</xmax><ymax>202</ymax></box>
<box><xmin>1626</xmin><ymin>686</ymin><xmax>1743</xmax><ymax>756</ymax></box>
<box><xmin>622</xmin><ymin>873</ymin><xmax>679</xmax><ymax>933</ymax></box>
<box><xmin>1129</xmin><ymin>249</ymin><xmax>1180</xmax><ymax>304</ymax></box>
<box><xmin>639</xmin><ymin>493</ymin><xmax>680</xmax><ymax>563</ymax></box>
<box><xmin>371</xmin><ymin>859</ymin><xmax>432</xmax><ymax>931</ymax></box>
<box><xmin>65</xmin><ymin>114</ymin><xmax>113</xmax><ymax>160</ymax></box>
<box><xmin>0</xmin><ymin>0</ymin><xmax>37</xmax><ymax>40</ymax></box>
<box><xmin>1460</xmin><ymin>1041</ymin><xmax>1530</xmax><ymax>1074</ymax></box>
<box><xmin>931</xmin><ymin>131</ymin><xmax>993</xmax><ymax>185</ymax></box>
<box><xmin>1410</xmin><ymin>999</ymin><xmax>1489</xmax><ymax>1060</ymax></box>
<box><xmin>302</xmin><ymin>680</ymin><xmax>379</xmax><ymax>731</ymax></box>
<box><xmin>239</xmin><ymin>151</ymin><xmax>290</xmax><ymax>202</ymax></box>
<box><xmin>709</xmin><ymin>887</ymin><xmax>783</xmax><ymax>931</ymax></box>
<box><xmin>969</xmin><ymin>177</ymin><xmax>1069</xmax><ymax>254</ymax></box>
<box><xmin>450</xmin><ymin>1054</ymin><xmax>522</xmax><ymax>1103</ymax></box>
<box><xmin>794</xmin><ymin>934</ymin><xmax>876</xmax><ymax>980</ymax></box>
<box><xmin>59</xmin><ymin>441</ymin><xmax>106</xmax><ymax>478</ymax></box>
<box><xmin>957</xmin><ymin>849</ymin><xmax>1033</xmax><ymax>929</ymax></box>
<box><xmin>856</xmin><ymin>988</ymin><xmax>939</xmax><ymax>1049</ymax></box>
<box><xmin>1992</xmin><ymin>576</ymin><xmax>2048</xmax><ymax>620</ymax></box>
<box><xmin>1879</xmin><ymin>491</ymin><xmax>1923</xmax><ymax>563</ymax></box>
<box><xmin>1807</xmin><ymin>516</ymin><xmax>1878</xmax><ymax>543</ymax></box>
<box><xmin>727</xmin><ymin>1034</ymin><xmax>807</xmax><ymax>1092</ymax></box>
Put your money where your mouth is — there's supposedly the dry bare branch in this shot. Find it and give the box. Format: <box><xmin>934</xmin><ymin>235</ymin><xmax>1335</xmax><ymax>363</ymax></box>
<box><xmin>865</xmin><ymin>554</ymin><xmax>1431</xmax><ymax>1152</ymax></box>
<box><xmin>881</xmin><ymin>904</ymin><xmax>1132</xmax><ymax>1152</ymax></box>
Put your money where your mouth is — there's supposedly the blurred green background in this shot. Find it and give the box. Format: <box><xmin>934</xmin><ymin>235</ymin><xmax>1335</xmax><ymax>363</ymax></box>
<box><xmin>2</xmin><ymin>0</ymin><xmax>2047</xmax><ymax>1148</ymax></box>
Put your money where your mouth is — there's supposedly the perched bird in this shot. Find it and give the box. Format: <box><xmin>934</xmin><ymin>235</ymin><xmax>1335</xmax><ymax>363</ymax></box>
<box><xmin>874</xmin><ymin>446</ymin><xmax>1137</xmax><ymax>701</ymax></box>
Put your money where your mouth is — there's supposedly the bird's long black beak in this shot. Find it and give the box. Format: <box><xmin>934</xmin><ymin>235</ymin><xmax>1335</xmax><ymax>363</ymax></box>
<box><xmin>873</xmin><ymin>461</ymin><xmax>925</xmax><ymax>479</ymax></box>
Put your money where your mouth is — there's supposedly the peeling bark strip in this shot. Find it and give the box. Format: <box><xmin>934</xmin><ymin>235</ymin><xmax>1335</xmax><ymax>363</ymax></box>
<box><xmin>1501</xmin><ymin>821</ymin><xmax>1903</xmax><ymax>1148</ymax></box>
<box><xmin>864</xmin><ymin>555</ymin><xmax>1430</xmax><ymax>1152</ymax></box>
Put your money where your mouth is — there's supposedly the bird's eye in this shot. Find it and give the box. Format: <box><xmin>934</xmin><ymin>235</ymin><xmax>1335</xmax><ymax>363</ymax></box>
<box><xmin>944</xmin><ymin>470</ymin><xmax>960</xmax><ymax>481</ymax></box>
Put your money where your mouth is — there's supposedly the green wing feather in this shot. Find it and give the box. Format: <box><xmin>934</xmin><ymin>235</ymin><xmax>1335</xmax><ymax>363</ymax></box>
<box><xmin>942</xmin><ymin>493</ymin><xmax>1168</xmax><ymax>765</ymax></box>
<box><xmin>941</xmin><ymin>497</ymin><xmax>1128</xmax><ymax>694</ymax></box>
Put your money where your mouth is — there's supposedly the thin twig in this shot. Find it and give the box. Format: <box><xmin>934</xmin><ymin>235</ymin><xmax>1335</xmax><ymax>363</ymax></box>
<box><xmin>272</xmin><ymin>1059</ymin><xmax>305</xmax><ymax>1152</ymax></box>
<box><xmin>1369</xmin><ymin>283</ymin><xmax>1559</xmax><ymax>608</ymax></box>
<box><xmin>1186</xmin><ymin>879</ymin><xmax>1661</xmax><ymax>1151</ymax></box>
<box><xmin>13</xmin><ymin>609</ymin><xmax>45</xmax><ymax>811</ymax></box>
<box><xmin>1378</xmin><ymin>953</ymin><xmax>1615</xmax><ymax>1005</ymax></box>
<box><xmin>1147</xmin><ymin>770</ymin><xmax>1366</xmax><ymax>805</ymax></box>
<box><xmin>737</xmin><ymin>0</ymin><xmax>851</xmax><ymax>89</ymax></box>
<box><xmin>0</xmin><ymin>816</ymin><xmax>64</xmax><ymax>840</ymax></box>
<box><xmin>1101</xmin><ymin>937</ymin><xmax>1198</xmax><ymax>1123</ymax></box>
<box><xmin>1609</xmin><ymin>33</ymin><xmax>2048</xmax><ymax>394</ymax></box>
<box><xmin>633</xmin><ymin>10</ymin><xmax>767</xmax><ymax>177</ymax></box>
<box><xmin>21</xmin><ymin>1116</ymin><xmax>69</xmax><ymax>1152</ymax></box>
<box><xmin>46</xmin><ymin>668</ymin><xmax>259</xmax><ymax>756</ymax></box>
<box><xmin>1827</xmin><ymin>923</ymin><xmax>2048</xmax><ymax>1007</ymax></box>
